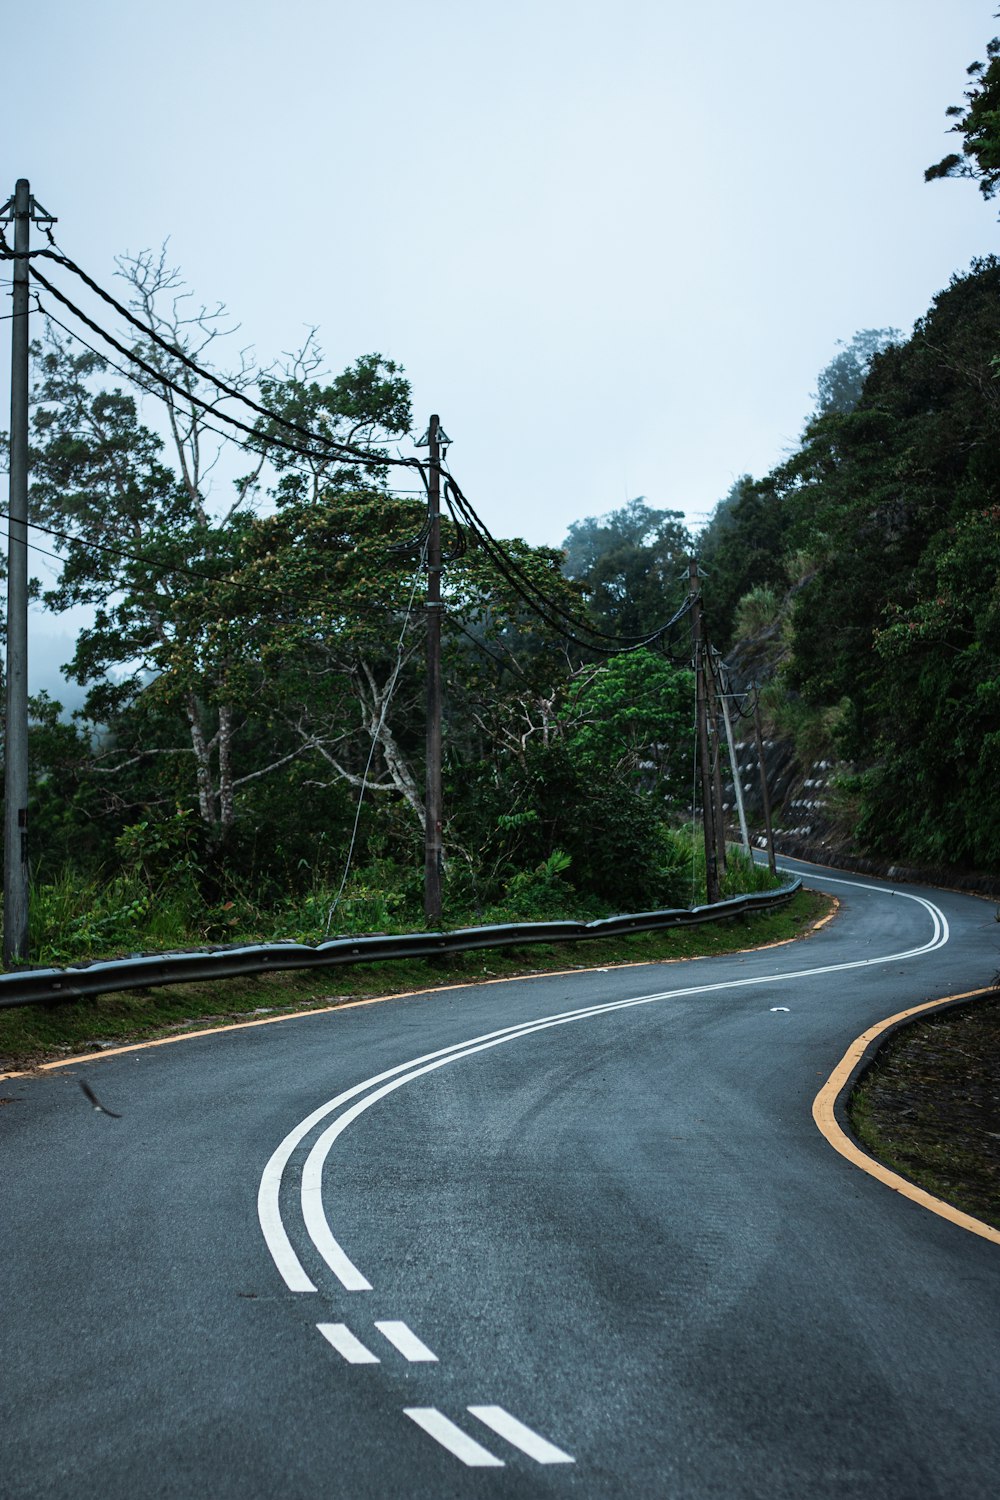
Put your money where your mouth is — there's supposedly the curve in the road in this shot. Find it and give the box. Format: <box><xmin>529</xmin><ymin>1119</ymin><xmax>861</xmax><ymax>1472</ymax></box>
<box><xmin>259</xmin><ymin>873</ymin><xmax>951</xmax><ymax>1298</ymax></box>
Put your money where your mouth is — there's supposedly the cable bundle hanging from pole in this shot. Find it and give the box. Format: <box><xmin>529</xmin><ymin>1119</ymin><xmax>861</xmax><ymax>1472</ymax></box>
<box><xmin>443</xmin><ymin>471</ymin><xmax>694</xmax><ymax>658</ymax></box>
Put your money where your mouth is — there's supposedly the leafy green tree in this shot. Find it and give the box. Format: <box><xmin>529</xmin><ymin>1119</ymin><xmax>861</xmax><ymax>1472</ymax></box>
<box><xmin>564</xmin><ymin>649</ymin><xmax>694</xmax><ymax>803</ymax></box>
<box><xmin>561</xmin><ymin>498</ymin><xmax>692</xmax><ymax>639</ymax></box>
<box><xmin>27</xmin><ymin>286</ymin><xmax>418</xmax><ymax>850</ymax></box>
<box><xmin>696</xmin><ymin>475</ymin><xmax>791</xmax><ymax>649</ymax></box>
<box><xmin>250</xmin><ymin>335</ymin><xmax>412</xmax><ymax>504</ymax></box>
<box><xmin>926</xmin><ymin>32</ymin><xmax>1000</xmax><ymax>205</ymax></box>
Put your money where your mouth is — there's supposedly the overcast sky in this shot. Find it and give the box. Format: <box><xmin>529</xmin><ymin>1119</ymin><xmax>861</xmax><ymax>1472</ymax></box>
<box><xmin>3</xmin><ymin>0</ymin><xmax>998</xmax><ymax>697</ymax></box>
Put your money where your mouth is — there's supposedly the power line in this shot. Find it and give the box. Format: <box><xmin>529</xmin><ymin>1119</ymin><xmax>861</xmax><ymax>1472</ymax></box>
<box><xmin>444</xmin><ymin>472</ymin><xmax>693</xmax><ymax>655</ymax></box>
<box><xmin>0</xmin><ymin>508</ymin><xmax>226</xmax><ymax>584</ymax></box>
<box><xmin>25</xmin><ymin>262</ymin><xmax>416</xmax><ymax>478</ymax></box>
<box><xmin>34</xmin><ymin>302</ymin><xmax>420</xmax><ymax>513</ymax></box>
<box><xmin>2</xmin><ymin>234</ymin><xmax>424</xmax><ymax>477</ymax></box>
<box><xmin>10</xmin><ymin>232</ymin><xmax>697</xmax><ymax>661</ymax></box>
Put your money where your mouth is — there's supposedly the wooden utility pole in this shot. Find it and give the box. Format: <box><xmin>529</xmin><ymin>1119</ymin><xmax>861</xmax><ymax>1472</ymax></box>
<box><xmin>423</xmin><ymin>415</ymin><xmax>444</xmax><ymax>925</ymax></box>
<box><xmin>752</xmin><ymin>685</ymin><xmax>777</xmax><ymax>876</ymax></box>
<box><xmin>2</xmin><ymin>180</ymin><xmax>53</xmax><ymax>965</ymax></box>
<box><xmin>688</xmin><ymin>559</ymin><xmax>720</xmax><ymax>904</ymax></box>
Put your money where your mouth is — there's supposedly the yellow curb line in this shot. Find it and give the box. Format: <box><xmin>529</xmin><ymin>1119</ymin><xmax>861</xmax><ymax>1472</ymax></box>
<box><xmin>812</xmin><ymin>987</ymin><xmax>1000</xmax><ymax>1247</ymax></box>
<box><xmin>1</xmin><ymin>889</ymin><xmax>835</xmax><ymax>1082</ymax></box>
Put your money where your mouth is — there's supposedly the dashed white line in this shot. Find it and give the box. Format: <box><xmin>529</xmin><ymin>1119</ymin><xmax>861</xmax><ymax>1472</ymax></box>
<box><xmin>316</xmin><ymin>1323</ymin><xmax>380</xmax><ymax>1364</ymax></box>
<box><xmin>375</xmin><ymin>1320</ymin><xmax>438</xmax><ymax>1362</ymax></box>
<box><xmin>403</xmin><ymin>1408</ymin><xmax>504</xmax><ymax>1467</ymax></box>
<box><xmin>468</xmin><ymin>1405</ymin><xmax>575</xmax><ymax>1463</ymax></box>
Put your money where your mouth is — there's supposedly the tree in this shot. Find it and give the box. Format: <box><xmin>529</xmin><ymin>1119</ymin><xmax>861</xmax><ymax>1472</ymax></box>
<box><xmin>862</xmin><ymin>503</ymin><xmax>1000</xmax><ymax>868</ymax></box>
<box><xmin>27</xmin><ymin>254</ymin><xmax>416</xmax><ymax>849</ymax></box>
<box><xmin>812</xmin><ymin>328</ymin><xmax>899</xmax><ymax>418</ymax></box>
<box><xmin>926</xmin><ymin>31</ymin><xmax>1000</xmax><ymax>205</ymax></box>
<box><xmin>226</xmin><ymin>488</ymin><xmax>596</xmax><ymax>843</ymax></box>
<box><xmin>696</xmin><ymin>475</ymin><xmax>790</xmax><ymax>650</ymax></box>
<box><xmin>561</xmin><ymin>498</ymin><xmax>691</xmax><ymax>640</ymax></box>
<box><xmin>563</xmin><ymin>649</ymin><xmax>693</xmax><ymax>804</ymax></box>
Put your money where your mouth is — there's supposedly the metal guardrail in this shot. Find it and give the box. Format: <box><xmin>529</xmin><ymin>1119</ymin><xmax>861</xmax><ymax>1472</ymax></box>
<box><xmin>0</xmin><ymin>879</ymin><xmax>801</xmax><ymax>1009</ymax></box>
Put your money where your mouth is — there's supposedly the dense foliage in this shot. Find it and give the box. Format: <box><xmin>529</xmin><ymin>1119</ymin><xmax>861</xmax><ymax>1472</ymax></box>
<box><xmin>926</xmin><ymin>32</ymin><xmax>1000</xmax><ymax>204</ymax></box>
<box><xmin>699</xmin><ymin>258</ymin><xmax>1000</xmax><ymax>872</ymax></box>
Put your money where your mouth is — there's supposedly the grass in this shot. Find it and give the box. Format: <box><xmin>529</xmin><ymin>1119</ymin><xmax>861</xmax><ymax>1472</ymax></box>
<box><xmin>0</xmin><ymin>887</ymin><xmax>831</xmax><ymax>1072</ymax></box>
<box><xmin>849</xmin><ymin>993</ymin><xmax>1000</xmax><ymax>1232</ymax></box>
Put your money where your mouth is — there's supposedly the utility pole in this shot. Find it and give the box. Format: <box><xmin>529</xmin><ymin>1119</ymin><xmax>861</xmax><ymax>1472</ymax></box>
<box><xmin>716</xmin><ymin>655</ymin><xmax>752</xmax><ymax>856</ymax></box>
<box><xmin>2</xmin><ymin>181</ymin><xmax>54</xmax><ymax>966</ymax></box>
<box><xmin>752</xmin><ymin>685</ymin><xmax>777</xmax><ymax>876</ymax></box>
<box><xmin>423</xmin><ymin>414</ymin><xmax>444</xmax><ymax>925</ymax></box>
<box><xmin>688</xmin><ymin>559</ymin><xmax>720</xmax><ymax>904</ymax></box>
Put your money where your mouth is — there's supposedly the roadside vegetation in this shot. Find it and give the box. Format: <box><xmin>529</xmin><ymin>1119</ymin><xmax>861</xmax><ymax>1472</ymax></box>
<box><xmin>0</xmin><ymin>885</ymin><xmax>828</xmax><ymax>1072</ymax></box>
<box><xmin>23</xmin><ymin>827</ymin><xmax>781</xmax><ymax>970</ymax></box>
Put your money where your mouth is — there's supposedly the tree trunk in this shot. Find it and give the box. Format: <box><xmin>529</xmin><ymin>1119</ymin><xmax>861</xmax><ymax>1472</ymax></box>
<box><xmin>185</xmin><ymin>693</ymin><xmax>217</xmax><ymax>826</ymax></box>
<box><xmin>217</xmin><ymin>703</ymin><xmax>236</xmax><ymax>831</ymax></box>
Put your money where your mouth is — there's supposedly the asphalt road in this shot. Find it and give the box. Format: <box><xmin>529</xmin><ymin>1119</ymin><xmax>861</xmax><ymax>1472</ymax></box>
<box><xmin>2</xmin><ymin>857</ymin><xmax>999</xmax><ymax>1498</ymax></box>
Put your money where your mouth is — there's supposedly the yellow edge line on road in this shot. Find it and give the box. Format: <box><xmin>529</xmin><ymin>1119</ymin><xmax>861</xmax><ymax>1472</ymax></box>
<box><xmin>2</xmin><ymin>893</ymin><xmax>835</xmax><ymax>1082</ymax></box>
<box><xmin>812</xmin><ymin>987</ymin><xmax>1000</xmax><ymax>1247</ymax></box>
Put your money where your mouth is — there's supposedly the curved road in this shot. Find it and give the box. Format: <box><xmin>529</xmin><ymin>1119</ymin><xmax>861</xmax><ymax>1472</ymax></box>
<box><xmin>2</xmin><ymin>857</ymin><xmax>998</xmax><ymax>1497</ymax></box>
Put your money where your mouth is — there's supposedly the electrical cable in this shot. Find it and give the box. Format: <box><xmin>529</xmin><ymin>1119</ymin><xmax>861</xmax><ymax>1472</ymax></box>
<box><xmin>443</xmin><ymin>473</ymin><xmax>641</xmax><ymax>639</ymax></box>
<box><xmin>26</xmin><ymin>262</ymin><xmax>415</xmax><ymax>478</ymax></box>
<box><xmin>449</xmin><ymin>617</ymin><xmax>528</xmax><ymax>676</ymax></box>
<box><xmin>11</xmin><ymin>233</ymin><xmax>700</xmax><ymax>662</ymax></box>
<box><xmin>445</xmin><ymin>472</ymin><xmax>694</xmax><ymax>654</ymax></box>
<box><xmin>34</xmin><ymin>301</ymin><xmax>420</xmax><ymax>516</ymax></box>
<box><xmin>9</xmin><ymin>231</ymin><xmax>695</xmax><ymax>658</ymax></box>
<box><xmin>2</xmin><ymin>234</ymin><xmax>424</xmax><ymax>476</ymax></box>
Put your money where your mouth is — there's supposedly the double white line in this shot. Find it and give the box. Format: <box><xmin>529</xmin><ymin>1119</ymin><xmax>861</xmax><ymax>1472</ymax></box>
<box><xmin>258</xmin><ymin>875</ymin><xmax>949</xmax><ymax>1295</ymax></box>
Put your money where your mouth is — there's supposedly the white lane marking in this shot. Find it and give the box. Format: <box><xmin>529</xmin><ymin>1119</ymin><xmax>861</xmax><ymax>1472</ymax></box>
<box><xmin>403</xmin><ymin>1408</ymin><xmax>504</xmax><ymax>1467</ymax></box>
<box><xmin>260</xmin><ymin>877</ymin><xmax>948</xmax><ymax>1292</ymax></box>
<box><xmin>260</xmin><ymin>1008</ymin><xmax>640</xmax><ymax>1292</ymax></box>
<box><xmin>316</xmin><ymin>1323</ymin><xmax>380</xmax><ymax>1363</ymax></box>
<box><xmin>468</xmin><ymin>1405</ymin><xmax>575</xmax><ymax>1463</ymax></box>
<box><xmin>374</xmin><ymin>1320</ymin><xmax>438</xmax><ymax>1362</ymax></box>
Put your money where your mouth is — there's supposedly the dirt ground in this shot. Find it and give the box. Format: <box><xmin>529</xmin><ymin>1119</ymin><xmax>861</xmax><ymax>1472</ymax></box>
<box><xmin>849</xmin><ymin>992</ymin><xmax>1000</xmax><ymax>1231</ymax></box>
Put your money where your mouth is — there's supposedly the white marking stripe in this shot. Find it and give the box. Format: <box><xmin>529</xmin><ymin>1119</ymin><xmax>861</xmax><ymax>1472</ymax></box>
<box><xmin>468</xmin><ymin>1405</ymin><xmax>575</xmax><ymax>1464</ymax></box>
<box><xmin>403</xmin><ymin>1408</ymin><xmax>504</xmax><ymax>1467</ymax></box>
<box><xmin>375</xmin><ymin>1320</ymin><xmax>438</xmax><ymax>1361</ymax></box>
<box><xmin>260</xmin><ymin>873</ymin><xmax>949</xmax><ymax>1293</ymax></box>
<box><xmin>316</xmin><ymin>1323</ymin><xmax>379</xmax><ymax>1363</ymax></box>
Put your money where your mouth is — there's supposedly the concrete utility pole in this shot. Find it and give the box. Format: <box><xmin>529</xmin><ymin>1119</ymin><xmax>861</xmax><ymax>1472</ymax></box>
<box><xmin>423</xmin><ymin>415</ymin><xmax>444</xmax><ymax>925</ymax></box>
<box><xmin>716</xmin><ymin>655</ymin><xmax>752</xmax><ymax>856</ymax></box>
<box><xmin>703</xmin><ymin>650</ymin><xmax>728</xmax><ymax>876</ymax></box>
<box><xmin>2</xmin><ymin>181</ymin><xmax>54</xmax><ymax>965</ymax></box>
<box><xmin>688</xmin><ymin>559</ymin><xmax>720</xmax><ymax>904</ymax></box>
<box><xmin>752</xmin><ymin>685</ymin><xmax>777</xmax><ymax>876</ymax></box>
